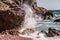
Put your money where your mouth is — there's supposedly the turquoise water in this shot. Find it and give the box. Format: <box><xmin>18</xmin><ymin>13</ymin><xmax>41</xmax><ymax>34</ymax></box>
<box><xmin>35</xmin><ymin>10</ymin><xmax>60</xmax><ymax>31</ymax></box>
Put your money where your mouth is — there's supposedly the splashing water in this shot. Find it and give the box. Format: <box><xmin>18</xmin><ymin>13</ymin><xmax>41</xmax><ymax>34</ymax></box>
<box><xmin>19</xmin><ymin>31</ymin><xmax>60</xmax><ymax>40</ymax></box>
<box><xmin>19</xmin><ymin>4</ymin><xmax>60</xmax><ymax>40</ymax></box>
<box><xmin>19</xmin><ymin>3</ymin><xmax>42</xmax><ymax>35</ymax></box>
<box><xmin>21</xmin><ymin>4</ymin><xmax>42</xmax><ymax>29</ymax></box>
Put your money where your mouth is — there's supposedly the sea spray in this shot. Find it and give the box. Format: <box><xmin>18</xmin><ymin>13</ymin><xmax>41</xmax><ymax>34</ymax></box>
<box><xmin>21</xmin><ymin>3</ymin><xmax>42</xmax><ymax>29</ymax></box>
<box><xmin>19</xmin><ymin>3</ymin><xmax>60</xmax><ymax>40</ymax></box>
<box><xmin>19</xmin><ymin>3</ymin><xmax>43</xmax><ymax>34</ymax></box>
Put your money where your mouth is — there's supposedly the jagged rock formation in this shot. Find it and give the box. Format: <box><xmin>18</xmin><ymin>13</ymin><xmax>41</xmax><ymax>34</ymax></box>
<box><xmin>42</xmin><ymin>10</ymin><xmax>54</xmax><ymax>20</ymax></box>
<box><xmin>0</xmin><ymin>0</ymin><xmax>54</xmax><ymax>32</ymax></box>
<box><xmin>0</xmin><ymin>0</ymin><xmax>54</xmax><ymax>40</ymax></box>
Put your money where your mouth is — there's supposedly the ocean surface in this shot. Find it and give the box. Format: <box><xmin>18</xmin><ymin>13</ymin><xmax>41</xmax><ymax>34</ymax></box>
<box><xmin>35</xmin><ymin>10</ymin><xmax>60</xmax><ymax>31</ymax></box>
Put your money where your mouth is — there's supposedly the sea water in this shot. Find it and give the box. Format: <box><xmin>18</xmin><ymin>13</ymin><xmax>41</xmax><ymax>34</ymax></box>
<box><xmin>34</xmin><ymin>10</ymin><xmax>60</xmax><ymax>40</ymax></box>
<box><xmin>19</xmin><ymin>4</ymin><xmax>60</xmax><ymax>40</ymax></box>
<box><xmin>35</xmin><ymin>10</ymin><xmax>60</xmax><ymax>31</ymax></box>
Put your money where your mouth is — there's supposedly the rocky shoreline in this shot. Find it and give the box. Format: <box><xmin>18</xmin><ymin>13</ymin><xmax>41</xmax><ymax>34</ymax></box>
<box><xmin>0</xmin><ymin>29</ymin><xmax>32</xmax><ymax>40</ymax></box>
<box><xmin>0</xmin><ymin>0</ymin><xmax>57</xmax><ymax>40</ymax></box>
<box><xmin>0</xmin><ymin>0</ymin><xmax>54</xmax><ymax>32</ymax></box>
<box><xmin>0</xmin><ymin>28</ymin><xmax>60</xmax><ymax>40</ymax></box>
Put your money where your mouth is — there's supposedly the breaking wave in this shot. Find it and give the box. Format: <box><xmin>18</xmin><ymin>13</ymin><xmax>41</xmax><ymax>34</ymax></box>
<box><xmin>19</xmin><ymin>3</ymin><xmax>60</xmax><ymax>40</ymax></box>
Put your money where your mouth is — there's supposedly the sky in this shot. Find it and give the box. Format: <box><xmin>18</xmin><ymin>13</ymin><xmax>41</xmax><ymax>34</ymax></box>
<box><xmin>36</xmin><ymin>0</ymin><xmax>60</xmax><ymax>10</ymax></box>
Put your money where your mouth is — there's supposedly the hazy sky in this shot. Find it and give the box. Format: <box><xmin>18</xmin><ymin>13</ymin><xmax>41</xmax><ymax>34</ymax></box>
<box><xmin>36</xmin><ymin>0</ymin><xmax>60</xmax><ymax>10</ymax></box>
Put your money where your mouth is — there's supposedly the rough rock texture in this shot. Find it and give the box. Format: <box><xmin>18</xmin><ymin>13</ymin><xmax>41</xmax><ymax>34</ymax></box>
<box><xmin>47</xmin><ymin>28</ymin><xmax>60</xmax><ymax>37</ymax></box>
<box><xmin>0</xmin><ymin>0</ymin><xmax>54</xmax><ymax>40</ymax></box>
<box><xmin>0</xmin><ymin>35</ymin><xmax>32</xmax><ymax>40</ymax></box>
<box><xmin>0</xmin><ymin>10</ymin><xmax>25</xmax><ymax>32</ymax></box>
<box><xmin>0</xmin><ymin>0</ymin><xmax>54</xmax><ymax>31</ymax></box>
<box><xmin>42</xmin><ymin>10</ymin><xmax>54</xmax><ymax>20</ymax></box>
<box><xmin>41</xmin><ymin>28</ymin><xmax>60</xmax><ymax>37</ymax></box>
<box><xmin>0</xmin><ymin>30</ymin><xmax>32</xmax><ymax>40</ymax></box>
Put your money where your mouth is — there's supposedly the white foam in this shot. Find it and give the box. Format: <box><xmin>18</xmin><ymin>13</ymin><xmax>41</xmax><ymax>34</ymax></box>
<box><xmin>21</xmin><ymin>4</ymin><xmax>42</xmax><ymax>29</ymax></box>
<box><xmin>19</xmin><ymin>3</ymin><xmax>60</xmax><ymax>40</ymax></box>
<box><xmin>55</xmin><ymin>14</ymin><xmax>60</xmax><ymax>17</ymax></box>
<box><xmin>19</xmin><ymin>31</ymin><xmax>60</xmax><ymax>40</ymax></box>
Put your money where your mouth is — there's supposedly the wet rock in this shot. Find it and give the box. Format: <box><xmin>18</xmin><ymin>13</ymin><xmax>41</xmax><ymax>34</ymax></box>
<box><xmin>47</xmin><ymin>28</ymin><xmax>60</xmax><ymax>37</ymax></box>
<box><xmin>22</xmin><ymin>28</ymin><xmax>35</xmax><ymax>35</ymax></box>
<box><xmin>0</xmin><ymin>0</ymin><xmax>54</xmax><ymax>33</ymax></box>
<box><xmin>54</xmin><ymin>19</ymin><xmax>60</xmax><ymax>22</ymax></box>
<box><xmin>40</xmin><ymin>28</ymin><xmax>60</xmax><ymax>37</ymax></box>
<box><xmin>47</xmin><ymin>28</ymin><xmax>55</xmax><ymax>37</ymax></box>
<box><xmin>42</xmin><ymin>10</ymin><xmax>54</xmax><ymax>20</ymax></box>
<box><xmin>41</xmin><ymin>30</ymin><xmax>47</xmax><ymax>34</ymax></box>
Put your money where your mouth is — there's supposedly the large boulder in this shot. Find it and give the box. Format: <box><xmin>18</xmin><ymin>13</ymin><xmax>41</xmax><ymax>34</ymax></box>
<box><xmin>0</xmin><ymin>10</ymin><xmax>25</xmax><ymax>32</ymax></box>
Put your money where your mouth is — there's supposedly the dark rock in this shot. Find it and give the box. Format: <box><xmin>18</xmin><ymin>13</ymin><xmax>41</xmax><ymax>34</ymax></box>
<box><xmin>0</xmin><ymin>10</ymin><xmax>25</xmax><ymax>32</ymax></box>
<box><xmin>42</xmin><ymin>11</ymin><xmax>54</xmax><ymax>20</ymax></box>
<box><xmin>41</xmin><ymin>30</ymin><xmax>47</xmax><ymax>34</ymax></box>
<box><xmin>47</xmin><ymin>28</ymin><xmax>60</xmax><ymax>37</ymax></box>
<box><xmin>0</xmin><ymin>0</ymin><xmax>54</xmax><ymax>33</ymax></box>
<box><xmin>40</xmin><ymin>28</ymin><xmax>60</xmax><ymax>37</ymax></box>
<box><xmin>54</xmin><ymin>19</ymin><xmax>60</xmax><ymax>22</ymax></box>
<box><xmin>47</xmin><ymin>28</ymin><xmax>55</xmax><ymax>37</ymax></box>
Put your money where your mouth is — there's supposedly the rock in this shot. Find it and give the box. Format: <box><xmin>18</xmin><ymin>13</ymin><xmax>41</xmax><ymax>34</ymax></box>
<box><xmin>41</xmin><ymin>30</ymin><xmax>47</xmax><ymax>35</ymax></box>
<box><xmin>0</xmin><ymin>10</ymin><xmax>25</xmax><ymax>32</ymax></box>
<box><xmin>47</xmin><ymin>28</ymin><xmax>55</xmax><ymax>37</ymax></box>
<box><xmin>47</xmin><ymin>28</ymin><xmax>60</xmax><ymax>37</ymax></box>
<box><xmin>54</xmin><ymin>19</ymin><xmax>60</xmax><ymax>22</ymax></box>
<box><xmin>0</xmin><ymin>0</ymin><xmax>54</xmax><ymax>40</ymax></box>
<box><xmin>0</xmin><ymin>30</ymin><xmax>32</xmax><ymax>40</ymax></box>
<box><xmin>40</xmin><ymin>28</ymin><xmax>60</xmax><ymax>37</ymax></box>
<box><xmin>0</xmin><ymin>0</ymin><xmax>54</xmax><ymax>32</ymax></box>
<box><xmin>22</xmin><ymin>28</ymin><xmax>35</xmax><ymax>35</ymax></box>
<box><xmin>42</xmin><ymin>10</ymin><xmax>54</xmax><ymax>20</ymax></box>
<box><xmin>1</xmin><ymin>29</ymin><xmax>19</xmax><ymax>35</ymax></box>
